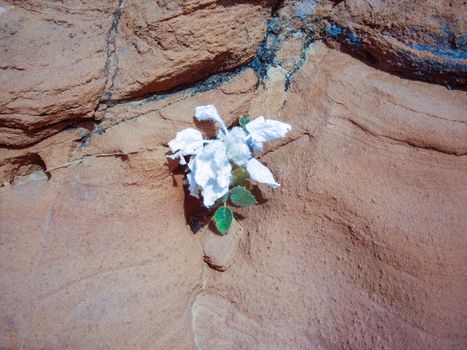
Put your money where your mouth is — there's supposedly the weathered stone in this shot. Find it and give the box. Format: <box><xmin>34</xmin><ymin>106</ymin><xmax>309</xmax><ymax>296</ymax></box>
<box><xmin>275</xmin><ymin>33</ymin><xmax>306</xmax><ymax>72</ymax></box>
<box><xmin>192</xmin><ymin>293</ymin><xmax>257</xmax><ymax>349</ymax></box>
<box><xmin>0</xmin><ymin>152</ymin><xmax>206</xmax><ymax>349</ymax></box>
<box><xmin>312</xmin><ymin>0</ymin><xmax>467</xmax><ymax>87</ymax></box>
<box><xmin>0</xmin><ymin>61</ymin><xmax>262</xmax><ymax>348</ymax></box>
<box><xmin>190</xmin><ymin>44</ymin><xmax>467</xmax><ymax>349</ymax></box>
<box><xmin>0</xmin><ymin>1</ymin><xmax>467</xmax><ymax>349</ymax></box>
<box><xmin>0</xmin><ymin>0</ymin><xmax>276</xmax><ymax>147</ymax></box>
<box><xmin>202</xmin><ymin>220</ymin><xmax>244</xmax><ymax>272</ymax></box>
<box><xmin>110</xmin><ymin>0</ymin><xmax>277</xmax><ymax>100</ymax></box>
<box><xmin>0</xmin><ymin>1</ymin><xmax>118</xmax><ymax>147</ymax></box>
<box><xmin>0</xmin><ymin>67</ymin><xmax>258</xmax><ymax>186</ymax></box>
<box><xmin>249</xmin><ymin>66</ymin><xmax>287</xmax><ymax>118</ymax></box>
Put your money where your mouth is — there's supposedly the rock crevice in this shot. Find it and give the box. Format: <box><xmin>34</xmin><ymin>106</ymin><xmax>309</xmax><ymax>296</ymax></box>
<box><xmin>0</xmin><ymin>1</ymin><xmax>466</xmax><ymax>349</ymax></box>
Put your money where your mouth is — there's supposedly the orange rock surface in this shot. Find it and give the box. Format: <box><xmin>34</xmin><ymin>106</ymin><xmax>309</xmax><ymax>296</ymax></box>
<box><xmin>0</xmin><ymin>1</ymin><xmax>466</xmax><ymax>349</ymax></box>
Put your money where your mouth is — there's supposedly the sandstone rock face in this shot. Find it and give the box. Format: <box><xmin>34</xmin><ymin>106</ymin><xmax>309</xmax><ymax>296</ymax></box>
<box><xmin>191</xmin><ymin>44</ymin><xmax>467</xmax><ymax>349</ymax></box>
<box><xmin>1</xmin><ymin>1</ymin><xmax>467</xmax><ymax>349</ymax></box>
<box><xmin>202</xmin><ymin>220</ymin><xmax>244</xmax><ymax>272</ymax></box>
<box><xmin>1</xmin><ymin>154</ymin><xmax>204</xmax><ymax>349</ymax></box>
<box><xmin>0</xmin><ymin>0</ymin><xmax>277</xmax><ymax>146</ymax></box>
<box><xmin>0</xmin><ymin>0</ymin><xmax>118</xmax><ymax>147</ymax></box>
<box><xmin>111</xmin><ymin>0</ymin><xmax>278</xmax><ymax>100</ymax></box>
<box><xmin>2</xmin><ymin>0</ymin><xmax>464</xmax><ymax>147</ymax></box>
<box><xmin>312</xmin><ymin>0</ymin><xmax>467</xmax><ymax>87</ymax></box>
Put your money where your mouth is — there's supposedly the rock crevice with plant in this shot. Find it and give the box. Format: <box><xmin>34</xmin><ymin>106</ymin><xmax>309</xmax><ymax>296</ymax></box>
<box><xmin>168</xmin><ymin>105</ymin><xmax>291</xmax><ymax>233</ymax></box>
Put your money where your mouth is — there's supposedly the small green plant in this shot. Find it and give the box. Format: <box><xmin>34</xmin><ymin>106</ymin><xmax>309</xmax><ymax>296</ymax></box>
<box><xmin>212</xmin><ymin>185</ymin><xmax>257</xmax><ymax>234</ymax></box>
<box><xmin>168</xmin><ymin>105</ymin><xmax>291</xmax><ymax>234</ymax></box>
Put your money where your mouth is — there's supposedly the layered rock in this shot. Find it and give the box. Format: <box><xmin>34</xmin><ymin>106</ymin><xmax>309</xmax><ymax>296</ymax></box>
<box><xmin>0</xmin><ymin>0</ymin><xmax>119</xmax><ymax>147</ymax></box>
<box><xmin>2</xmin><ymin>0</ymin><xmax>465</xmax><ymax>148</ymax></box>
<box><xmin>191</xmin><ymin>44</ymin><xmax>467</xmax><ymax>349</ymax></box>
<box><xmin>0</xmin><ymin>1</ymin><xmax>466</xmax><ymax>349</ymax></box>
<box><xmin>0</xmin><ymin>0</ymin><xmax>277</xmax><ymax>147</ymax></box>
<box><xmin>311</xmin><ymin>0</ymin><xmax>467</xmax><ymax>87</ymax></box>
<box><xmin>0</xmin><ymin>63</ymin><xmax>260</xmax><ymax>349</ymax></box>
<box><xmin>110</xmin><ymin>0</ymin><xmax>278</xmax><ymax>100</ymax></box>
<box><xmin>1</xmin><ymin>41</ymin><xmax>466</xmax><ymax>349</ymax></box>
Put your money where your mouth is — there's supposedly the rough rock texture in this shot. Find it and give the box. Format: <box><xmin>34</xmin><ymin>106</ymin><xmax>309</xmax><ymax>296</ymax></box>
<box><xmin>0</xmin><ymin>0</ymin><xmax>119</xmax><ymax>147</ymax></box>
<box><xmin>0</xmin><ymin>64</ymin><xmax>259</xmax><ymax>349</ymax></box>
<box><xmin>1</xmin><ymin>154</ymin><xmax>204</xmax><ymax>349</ymax></box>
<box><xmin>202</xmin><ymin>220</ymin><xmax>244</xmax><ymax>272</ymax></box>
<box><xmin>312</xmin><ymin>0</ymin><xmax>467</xmax><ymax>87</ymax></box>
<box><xmin>0</xmin><ymin>0</ymin><xmax>277</xmax><ymax>146</ymax></box>
<box><xmin>1</xmin><ymin>1</ymin><xmax>467</xmax><ymax>349</ymax></box>
<box><xmin>191</xmin><ymin>44</ymin><xmax>467</xmax><ymax>349</ymax></box>
<box><xmin>2</xmin><ymin>0</ymin><xmax>465</xmax><ymax>147</ymax></box>
<box><xmin>111</xmin><ymin>0</ymin><xmax>278</xmax><ymax>100</ymax></box>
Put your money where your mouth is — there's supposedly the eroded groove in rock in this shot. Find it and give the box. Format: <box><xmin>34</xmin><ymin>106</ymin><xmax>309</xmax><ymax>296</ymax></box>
<box><xmin>2</xmin><ymin>0</ymin><xmax>465</xmax><ymax>148</ymax></box>
<box><xmin>0</xmin><ymin>152</ymin><xmax>50</xmax><ymax>186</ymax></box>
<box><xmin>335</xmin><ymin>116</ymin><xmax>467</xmax><ymax>156</ymax></box>
<box><xmin>97</xmin><ymin>0</ymin><xmax>126</xmax><ymax>107</ymax></box>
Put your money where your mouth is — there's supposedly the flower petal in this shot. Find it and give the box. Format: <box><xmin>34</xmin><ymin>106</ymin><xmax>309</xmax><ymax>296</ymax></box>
<box><xmin>245</xmin><ymin>116</ymin><xmax>291</xmax><ymax>148</ymax></box>
<box><xmin>246</xmin><ymin>158</ymin><xmax>280</xmax><ymax>188</ymax></box>
<box><xmin>247</xmin><ymin>138</ymin><xmax>263</xmax><ymax>152</ymax></box>
<box><xmin>195</xmin><ymin>105</ymin><xmax>226</xmax><ymax>130</ymax></box>
<box><xmin>167</xmin><ymin>128</ymin><xmax>203</xmax><ymax>154</ymax></box>
<box><xmin>220</xmin><ymin>126</ymin><xmax>252</xmax><ymax>165</ymax></box>
<box><xmin>194</xmin><ymin>152</ymin><xmax>215</xmax><ymax>188</ymax></box>
<box><xmin>187</xmin><ymin>170</ymin><xmax>200</xmax><ymax>198</ymax></box>
<box><xmin>168</xmin><ymin>151</ymin><xmax>187</xmax><ymax>165</ymax></box>
<box><xmin>188</xmin><ymin>139</ymin><xmax>232</xmax><ymax>207</ymax></box>
<box><xmin>202</xmin><ymin>179</ymin><xmax>230</xmax><ymax>207</ymax></box>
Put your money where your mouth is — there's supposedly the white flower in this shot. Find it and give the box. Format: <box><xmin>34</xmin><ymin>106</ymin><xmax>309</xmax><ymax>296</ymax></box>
<box><xmin>188</xmin><ymin>140</ymin><xmax>231</xmax><ymax>207</ymax></box>
<box><xmin>218</xmin><ymin>126</ymin><xmax>251</xmax><ymax>166</ymax></box>
<box><xmin>195</xmin><ymin>105</ymin><xmax>227</xmax><ymax>132</ymax></box>
<box><xmin>186</xmin><ymin>168</ymin><xmax>200</xmax><ymax>198</ymax></box>
<box><xmin>167</xmin><ymin>128</ymin><xmax>204</xmax><ymax>165</ymax></box>
<box><xmin>247</xmin><ymin>158</ymin><xmax>280</xmax><ymax>188</ymax></box>
<box><xmin>245</xmin><ymin>116</ymin><xmax>292</xmax><ymax>151</ymax></box>
<box><xmin>167</xmin><ymin>105</ymin><xmax>291</xmax><ymax>208</ymax></box>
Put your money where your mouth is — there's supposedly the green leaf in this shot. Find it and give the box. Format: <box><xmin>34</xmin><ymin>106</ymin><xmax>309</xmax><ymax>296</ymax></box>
<box><xmin>229</xmin><ymin>186</ymin><xmax>257</xmax><ymax>207</ymax></box>
<box><xmin>232</xmin><ymin>167</ymin><xmax>249</xmax><ymax>186</ymax></box>
<box><xmin>214</xmin><ymin>206</ymin><xmax>233</xmax><ymax>234</ymax></box>
<box><xmin>239</xmin><ymin>115</ymin><xmax>251</xmax><ymax>128</ymax></box>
